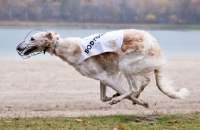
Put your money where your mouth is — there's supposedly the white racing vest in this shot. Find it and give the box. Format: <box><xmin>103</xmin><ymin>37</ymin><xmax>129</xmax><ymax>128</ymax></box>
<box><xmin>77</xmin><ymin>30</ymin><xmax>124</xmax><ymax>64</ymax></box>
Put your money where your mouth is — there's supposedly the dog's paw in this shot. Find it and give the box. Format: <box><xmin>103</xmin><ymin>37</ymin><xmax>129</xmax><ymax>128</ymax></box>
<box><xmin>132</xmin><ymin>99</ymin><xmax>149</xmax><ymax>108</ymax></box>
<box><xmin>139</xmin><ymin>100</ymin><xmax>149</xmax><ymax>108</ymax></box>
<box><xmin>109</xmin><ymin>97</ymin><xmax>121</xmax><ymax>105</ymax></box>
<box><xmin>101</xmin><ymin>96</ymin><xmax>112</xmax><ymax>102</ymax></box>
<box><xmin>109</xmin><ymin>100</ymin><xmax>117</xmax><ymax>105</ymax></box>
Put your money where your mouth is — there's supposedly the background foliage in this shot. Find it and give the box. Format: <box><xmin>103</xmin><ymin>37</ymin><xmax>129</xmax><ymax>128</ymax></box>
<box><xmin>0</xmin><ymin>0</ymin><xmax>200</xmax><ymax>24</ymax></box>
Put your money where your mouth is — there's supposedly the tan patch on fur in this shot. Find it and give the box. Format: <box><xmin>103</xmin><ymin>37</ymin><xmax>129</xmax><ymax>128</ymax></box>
<box><xmin>94</xmin><ymin>52</ymin><xmax>119</xmax><ymax>63</ymax></box>
<box><xmin>55</xmin><ymin>43</ymin><xmax>81</xmax><ymax>64</ymax></box>
<box><xmin>121</xmin><ymin>30</ymin><xmax>144</xmax><ymax>52</ymax></box>
<box><xmin>147</xmin><ymin>40</ymin><xmax>162</xmax><ymax>57</ymax></box>
<box><xmin>74</xmin><ymin>44</ymin><xmax>82</xmax><ymax>54</ymax></box>
<box><xmin>45</xmin><ymin>32</ymin><xmax>53</xmax><ymax>40</ymax></box>
<box><xmin>108</xmin><ymin>40</ymin><xmax>116</xmax><ymax>48</ymax></box>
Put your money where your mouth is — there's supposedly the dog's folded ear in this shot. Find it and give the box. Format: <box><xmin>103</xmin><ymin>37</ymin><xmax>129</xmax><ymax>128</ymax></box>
<box><xmin>45</xmin><ymin>32</ymin><xmax>53</xmax><ymax>40</ymax></box>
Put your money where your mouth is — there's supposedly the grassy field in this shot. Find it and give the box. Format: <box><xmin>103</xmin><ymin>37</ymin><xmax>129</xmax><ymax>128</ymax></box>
<box><xmin>0</xmin><ymin>112</ymin><xmax>200</xmax><ymax>130</ymax></box>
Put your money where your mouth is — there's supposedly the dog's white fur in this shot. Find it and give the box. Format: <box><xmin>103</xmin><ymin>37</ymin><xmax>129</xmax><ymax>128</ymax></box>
<box><xmin>17</xmin><ymin>29</ymin><xmax>190</xmax><ymax>108</ymax></box>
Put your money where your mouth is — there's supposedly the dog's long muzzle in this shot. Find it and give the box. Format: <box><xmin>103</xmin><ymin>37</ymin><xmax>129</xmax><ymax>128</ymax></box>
<box><xmin>16</xmin><ymin>41</ymin><xmax>50</xmax><ymax>59</ymax></box>
<box><xmin>16</xmin><ymin>41</ymin><xmax>41</xmax><ymax>59</ymax></box>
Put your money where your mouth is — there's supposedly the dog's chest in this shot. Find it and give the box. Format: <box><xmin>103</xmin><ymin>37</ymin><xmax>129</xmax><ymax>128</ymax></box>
<box><xmin>75</xmin><ymin>60</ymin><xmax>119</xmax><ymax>79</ymax></box>
<box><xmin>77</xmin><ymin>30</ymin><xmax>124</xmax><ymax>64</ymax></box>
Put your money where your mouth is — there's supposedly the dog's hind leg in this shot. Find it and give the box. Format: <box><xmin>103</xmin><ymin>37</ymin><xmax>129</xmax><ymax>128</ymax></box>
<box><xmin>108</xmin><ymin>80</ymin><xmax>149</xmax><ymax>108</ymax></box>
<box><xmin>128</xmin><ymin>96</ymin><xmax>149</xmax><ymax>108</ymax></box>
<box><xmin>136</xmin><ymin>77</ymin><xmax>150</xmax><ymax>98</ymax></box>
<box><xmin>109</xmin><ymin>89</ymin><xmax>149</xmax><ymax>108</ymax></box>
<box><xmin>107</xmin><ymin>74</ymin><xmax>149</xmax><ymax>108</ymax></box>
<box><xmin>100</xmin><ymin>71</ymin><xmax>148</xmax><ymax>108</ymax></box>
<box><xmin>100</xmin><ymin>82</ymin><xmax>112</xmax><ymax>102</ymax></box>
<box><xmin>126</xmin><ymin>77</ymin><xmax>150</xmax><ymax>107</ymax></box>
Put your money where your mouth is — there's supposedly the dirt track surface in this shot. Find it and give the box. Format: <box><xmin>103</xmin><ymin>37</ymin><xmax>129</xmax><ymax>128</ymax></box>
<box><xmin>0</xmin><ymin>57</ymin><xmax>200</xmax><ymax>117</ymax></box>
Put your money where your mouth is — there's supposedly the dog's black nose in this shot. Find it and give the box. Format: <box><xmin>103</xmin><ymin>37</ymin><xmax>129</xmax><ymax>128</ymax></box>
<box><xmin>16</xmin><ymin>45</ymin><xmax>22</xmax><ymax>51</ymax></box>
<box><xmin>16</xmin><ymin>42</ymin><xmax>25</xmax><ymax>52</ymax></box>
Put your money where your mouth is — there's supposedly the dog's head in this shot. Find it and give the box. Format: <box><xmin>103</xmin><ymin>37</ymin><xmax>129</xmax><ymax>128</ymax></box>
<box><xmin>16</xmin><ymin>31</ymin><xmax>59</xmax><ymax>58</ymax></box>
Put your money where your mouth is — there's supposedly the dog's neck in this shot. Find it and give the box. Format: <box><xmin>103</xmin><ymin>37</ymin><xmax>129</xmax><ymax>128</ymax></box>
<box><xmin>49</xmin><ymin>37</ymin><xmax>82</xmax><ymax>65</ymax></box>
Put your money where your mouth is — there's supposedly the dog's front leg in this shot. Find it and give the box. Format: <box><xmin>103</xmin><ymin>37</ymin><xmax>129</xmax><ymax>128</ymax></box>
<box><xmin>100</xmin><ymin>82</ymin><xmax>112</xmax><ymax>102</ymax></box>
<box><xmin>109</xmin><ymin>91</ymin><xmax>132</xmax><ymax>105</ymax></box>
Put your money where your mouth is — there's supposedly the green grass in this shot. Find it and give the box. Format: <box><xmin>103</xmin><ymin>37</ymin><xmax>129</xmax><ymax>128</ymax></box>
<box><xmin>0</xmin><ymin>112</ymin><xmax>200</xmax><ymax>130</ymax></box>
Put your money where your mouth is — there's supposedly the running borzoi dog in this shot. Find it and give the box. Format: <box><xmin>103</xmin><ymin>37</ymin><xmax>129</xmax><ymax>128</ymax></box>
<box><xmin>16</xmin><ymin>29</ymin><xmax>190</xmax><ymax>108</ymax></box>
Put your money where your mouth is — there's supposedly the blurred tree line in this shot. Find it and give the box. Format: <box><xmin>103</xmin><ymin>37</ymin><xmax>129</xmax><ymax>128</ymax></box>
<box><xmin>0</xmin><ymin>0</ymin><xmax>200</xmax><ymax>24</ymax></box>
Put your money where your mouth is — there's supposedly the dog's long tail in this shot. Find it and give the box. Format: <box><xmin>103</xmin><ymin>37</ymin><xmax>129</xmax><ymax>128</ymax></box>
<box><xmin>154</xmin><ymin>69</ymin><xmax>190</xmax><ymax>99</ymax></box>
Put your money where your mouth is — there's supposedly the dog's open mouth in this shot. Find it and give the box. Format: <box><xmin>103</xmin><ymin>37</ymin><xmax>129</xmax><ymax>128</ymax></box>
<box><xmin>23</xmin><ymin>46</ymin><xmax>38</xmax><ymax>55</ymax></box>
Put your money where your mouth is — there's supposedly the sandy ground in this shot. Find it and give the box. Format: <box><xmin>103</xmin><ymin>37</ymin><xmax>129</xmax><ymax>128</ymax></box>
<box><xmin>0</xmin><ymin>57</ymin><xmax>200</xmax><ymax>118</ymax></box>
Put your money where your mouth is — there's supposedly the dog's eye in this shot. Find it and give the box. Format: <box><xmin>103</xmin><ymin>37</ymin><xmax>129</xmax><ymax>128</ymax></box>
<box><xmin>31</xmin><ymin>37</ymin><xmax>35</xmax><ymax>41</ymax></box>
